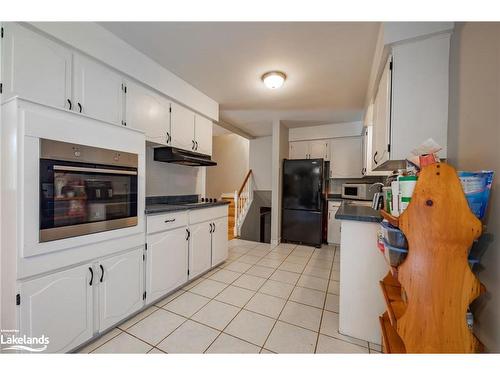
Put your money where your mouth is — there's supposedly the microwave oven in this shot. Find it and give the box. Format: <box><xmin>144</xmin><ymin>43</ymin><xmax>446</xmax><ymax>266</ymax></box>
<box><xmin>341</xmin><ymin>183</ymin><xmax>376</xmax><ymax>201</ymax></box>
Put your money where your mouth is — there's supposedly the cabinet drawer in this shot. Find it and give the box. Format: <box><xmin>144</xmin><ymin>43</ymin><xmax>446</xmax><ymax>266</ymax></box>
<box><xmin>147</xmin><ymin>211</ymin><xmax>188</xmax><ymax>234</ymax></box>
<box><xmin>189</xmin><ymin>205</ymin><xmax>228</xmax><ymax>224</ymax></box>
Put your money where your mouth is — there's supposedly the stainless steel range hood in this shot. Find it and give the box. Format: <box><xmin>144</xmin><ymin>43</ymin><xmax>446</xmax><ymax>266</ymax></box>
<box><xmin>153</xmin><ymin>146</ymin><xmax>217</xmax><ymax>167</ymax></box>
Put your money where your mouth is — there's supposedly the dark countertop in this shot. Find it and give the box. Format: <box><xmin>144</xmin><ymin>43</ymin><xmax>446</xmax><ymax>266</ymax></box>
<box><xmin>335</xmin><ymin>203</ymin><xmax>382</xmax><ymax>223</ymax></box>
<box><xmin>327</xmin><ymin>194</ymin><xmax>343</xmax><ymax>201</ymax></box>
<box><xmin>145</xmin><ymin>201</ymin><xmax>230</xmax><ymax>215</ymax></box>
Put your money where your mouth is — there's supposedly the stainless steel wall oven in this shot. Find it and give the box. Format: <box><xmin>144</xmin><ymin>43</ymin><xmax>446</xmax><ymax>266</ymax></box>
<box><xmin>39</xmin><ymin>139</ymin><xmax>138</xmax><ymax>242</ymax></box>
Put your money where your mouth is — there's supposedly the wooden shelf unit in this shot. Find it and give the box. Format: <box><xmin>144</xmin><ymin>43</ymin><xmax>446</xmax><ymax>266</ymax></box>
<box><xmin>377</xmin><ymin>163</ymin><xmax>485</xmax><ymax>353</ymax></box>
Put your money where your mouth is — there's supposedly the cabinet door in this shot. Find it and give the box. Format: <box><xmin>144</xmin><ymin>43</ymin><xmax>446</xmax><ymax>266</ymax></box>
<box><xmin>19</xmin><ymin>263</ymin><xmax>94</xmax><ymax>353</ymax></box>
<box><xmin>98</xmin><ymin>248</ymin><xmax>144</xmax><ymax>332</ymax></box>
<box><xmin>327</xmin><ymin>206</ymin><xmax>341</xmax><ymax>245</ymax></box>
<box><xmin>330</xmin><ymin>137</ymin><xmax>363</xmax><ymax>178</ymax></box>
<box><xmin>194</xmin><ymin>115</ymin><xmax>213</xmax><ymax>156</ymax></box>
<box><xmin>309</xmin><ymin>140</ymin><xmax>329</xmax><ymax>160</ymax></box>
<box><xmin>289</xmin><ymin>141</ymin><xmax>310</xmax><ymax>159</ymax></box>
<box><xmin>189</xmin><ymin>222</ymin><xmax>212</xmax><ymax>279</ymax></box>
<box><xmin>73</xmin><ymin>54</ymin><xmax>124</xmax><ymax>125</ymax></box>
<box><xmin>2</xmin><ymin>23</ymin><xmax>72</xmax><ymax>109</ymax></box>
<box><xmin>372</xmin><ymin>58</ymin><xmax>392</xmax><ymax>169</ymax></box>
<box><xmin>146</xmin><ymin>227</ymin><xmax>189</xmax><ymax>304</ymax></box>
<box><xmin>211</xmin><ymin>217</ymin><xmax>228</xmax><ymax>266</ymax></box>
<box><xmin>170</xmin><ymin>102</ymin><xmax>195</xmax><ymax>151</ymax></box>
<box><xmin>125</xmin><ymin>80</ymin><xmax>171</xmax><ymax>144</ymax></box>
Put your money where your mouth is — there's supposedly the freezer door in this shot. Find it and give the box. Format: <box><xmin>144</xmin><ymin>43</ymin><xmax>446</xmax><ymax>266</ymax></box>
<box><xmin>283</xmin><ymin>159</ymin><xmax>323</xmax><ymax>211</ymax></box>
<box><xmin>281</xmin><ymin>209</ymin><xmax>322</xmax><ymax>247</ymax></box>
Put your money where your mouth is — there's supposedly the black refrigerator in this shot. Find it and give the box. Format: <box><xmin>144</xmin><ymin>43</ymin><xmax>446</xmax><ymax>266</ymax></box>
<box><xmin>282</xmin><ymin>158</ymin><xmax>324</xmax><ymax>247</ymax></box>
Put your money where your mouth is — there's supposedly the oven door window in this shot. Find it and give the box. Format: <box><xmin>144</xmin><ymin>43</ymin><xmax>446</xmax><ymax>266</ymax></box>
<box><xmin>40</xmin><ymin>159</ymin><xmax>138</xmax><ymax>242</ymax></box>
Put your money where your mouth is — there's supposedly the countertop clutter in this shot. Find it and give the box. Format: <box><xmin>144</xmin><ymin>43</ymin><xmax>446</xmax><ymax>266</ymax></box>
<box><xmin>145</xmin><ymin>194</ymin><xmax>230</xmax><ymax>214</ymax></box>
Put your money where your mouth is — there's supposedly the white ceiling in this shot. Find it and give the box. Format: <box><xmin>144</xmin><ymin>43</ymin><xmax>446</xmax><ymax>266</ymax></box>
<box><xmin>100</xmin><ymin>22</ymin><xmax>380</xmax><ymax>137</ymax></box>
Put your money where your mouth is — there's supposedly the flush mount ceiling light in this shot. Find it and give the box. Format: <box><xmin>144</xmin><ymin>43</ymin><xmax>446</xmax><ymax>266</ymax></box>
<box><xmin>262</xmin><ymin>71</ymin><xmax>286</xmax><ymax>89</ymax></box>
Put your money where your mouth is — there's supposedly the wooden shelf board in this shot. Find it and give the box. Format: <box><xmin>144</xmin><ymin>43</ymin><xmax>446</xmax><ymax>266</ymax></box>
<box><xmin>380</xmin><ymin>273</ymin><xmax>407</xmax><ymax>328</ymax></box>
<box><xmin>379</xmin><ymin>312</ymin><xmax>406</xmax><ymax>354</ymax></box>
<box><xmin>380</xmin><ymin>209</ymin><xmax>399</xmax><ymax>228</ymax></box>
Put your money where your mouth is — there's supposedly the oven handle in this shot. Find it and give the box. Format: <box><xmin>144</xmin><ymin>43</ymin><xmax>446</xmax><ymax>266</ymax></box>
<box><xmin>53</xmin><ymin>165</ymin><xmax>137</xmax><ymax>175</ymax></box>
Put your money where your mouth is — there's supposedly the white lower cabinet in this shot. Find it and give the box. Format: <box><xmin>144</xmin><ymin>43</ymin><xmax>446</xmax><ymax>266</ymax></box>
<box><xmin>18</xmin><ymin>263</ymin><xmax>94</xmax><ymax>353</ymax></box>
<box><xmin>98</xmin><ymin>248</ymin><xmax>144</xmax><ymax>332</ymax></box>
<box><xmin>327</xmin><ymin>202</ymin><xmax>342</xmax><ymax>245</ymax></box>
<box><xmin>211</xmin><ymin>217</ymin><xmax>228</xmax><ymax>266</ymax></box>
<box><xmin>18</xmin><ymin>247</ymin><xmax>144</xmax><ymax>353</ymax></box>
<box><xmin>188</xmin><ymin>222</ymin><xmax>213</xmax><ymax>279</ymax></box>
<box><xmin>146</xmin><ymin>227</ymin><xmax>189</xmax><ymax>304</ymax></box>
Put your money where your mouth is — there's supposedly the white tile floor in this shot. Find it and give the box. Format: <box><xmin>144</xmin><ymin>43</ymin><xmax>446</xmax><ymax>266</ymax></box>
<box><xmin>79</xmin><ymin>239</ymin><xmax>381</xmax><ymax>354</ymax></box>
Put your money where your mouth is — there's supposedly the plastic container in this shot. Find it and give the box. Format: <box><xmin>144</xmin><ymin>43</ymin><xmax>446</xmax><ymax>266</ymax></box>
<box><xmin>458</xmin><ymin>170</ymin><xmax>494</xmax><ymax>220</ymax></box>
<box><xmin>380</xmin><ymin>221</ymin><xmax>408</xmax><ymax>249</ymax></box>
<box><xmin>382</xmin><ymin>238</ymin><xmax>408</xmax><ymax>267</ymax></box>
<box><xmin>382</xmin><ymin>237</ymin><xmax>480</xmax><ymax>269</ymax></box>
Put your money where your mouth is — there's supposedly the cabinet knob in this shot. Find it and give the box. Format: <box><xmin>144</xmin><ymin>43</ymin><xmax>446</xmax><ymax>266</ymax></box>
<box><xmin>67</xmin><ymin>99</ymin><xmax>72</xmax><ymax>110</ymax></box>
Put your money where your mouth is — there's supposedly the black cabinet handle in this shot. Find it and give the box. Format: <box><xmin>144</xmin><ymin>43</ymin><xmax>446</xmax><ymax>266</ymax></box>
<box><xmin>373</xmin><ymin>151</ymin><xmax>379</xmax><ymax>165</ymax></box>
<box><xmin>99</xmin><ymin>264</ymin><xmax>104</xmax><ymax>283</ymax></box>
<box><xmin>186</xmin><ymin>228</ymin><xmax>190</xmax><ymax>241</ymax></box>
<box><xmin>213</xmin><ymin>222</ymin><xmax>216</xmax><ymax>233</ymax></box>
<box><xmin>166</xmin><ymin>132</ymin><xmax>171</xmax><ymax>143</ymax></box>
<box><xmin>67</xmin><ymin>99</ymin><xmax>72</xmax><ymax>110</ymax></box>
<box><xmin>164</xmin><ymin>218</ymin><xmax>176</xmax><ymax>223</ymax></box>
<box><xmin>77</xmin><ymin>102</ymin><xmax>82</xmax><ymax>113</ymax></box>
<box><xmin>195</xmin><ymin>141</ymin><xmax>198</xmax><ymax>150</ymax></box>
<box><xmin>192</xmin><ymin>140</ymin><xmax>195</xmax><ymax>150</ymax></box>
<box><xmin>88</xmin><ymin>267</ymin><xmax>93</xmax><ymax>286</ymax></box>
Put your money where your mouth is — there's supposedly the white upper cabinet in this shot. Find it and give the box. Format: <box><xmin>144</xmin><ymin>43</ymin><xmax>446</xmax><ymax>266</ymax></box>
<box><xmin>170</xmin><ymin>102</ymin><xmax>196</xmax><ymax>151</ymax></box>
<box><xmin>330</xmin><ymin>137</ymin><xmax>363</xmax><ymax>178</ymax></box>
<box><xmin>97</xmin><ymin>248</ymin><xmax>144</xmax><ymax>332</ymax></box>
<box><xmin>1</xmin><ymin>23</ymin><xmax>72</xmax><ymax>110</ymax></box>
<box><xmin>146</xmin><ymin>227</ymin><xmax>189</xmax><ymax>304</ymax></box>
<box><xmin>289</xmin><ymin>140</ymin><xmax>329</xmax><ymax>160</ymax></box>
<box><xmin>390</xmin><ymin>34</ymin><xmax>450</xmax><ymax>161</ymax></box>
<box><xmin>370</xmin><ymin>33</ymin><xmax>451</xmax><ymax>170</ymax></box>
<box><xmin>125</xmin><ymin>80</ymin><xmax>171</xmax><ymax>144</ymax></box>
<box><xmin>309</xmin><ymin>140</ymin><xmax>330</xmax><ymax>160</ymax></box>
<box><xmin>194</xmin><ymin>115</ymin><xmax>213</xmax><ymax>156</ymax></box>
<box><xmin>362</xmin><ymin>126</ymin><xmax>390</xmax><ymax>176</ymax></box>
<box><xmin>73</xmin><ymin>54</ymin><xmax>124</xmax><ymax>125</ymax></box>
<box><xmin>372</xmin><ymin>57</ymin><xmax>392</xmax><ymax>170</ymax></box>
<box><xmin>289</xmin><ymin>141</ymin><xmax>310</xmax><ymax>159</ymax></box>
<box><xmin>19</xmin><ymin>263</ymin><xmax>94</xmax><ymax>353</ymax></box>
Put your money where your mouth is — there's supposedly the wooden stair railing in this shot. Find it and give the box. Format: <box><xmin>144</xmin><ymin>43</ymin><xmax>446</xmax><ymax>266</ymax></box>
<box><xmin>234</xmin><ymin>170</ymin><xmax>253</xmax><ymax>237</ymax></box>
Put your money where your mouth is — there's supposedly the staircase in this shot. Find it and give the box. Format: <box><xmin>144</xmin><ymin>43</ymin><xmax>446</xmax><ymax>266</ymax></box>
<box><xmin>221</xmin><ymin>170</ymin><xmax>253</xmax><ymax>240</ymax></box>
<box><xmin>221</xmin><ymin>196</ymin><xmax>236</xmax><ymax>240</ymax></box>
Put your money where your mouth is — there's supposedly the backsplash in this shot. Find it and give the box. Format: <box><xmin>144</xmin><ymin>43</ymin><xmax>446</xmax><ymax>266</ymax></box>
<box><xmin>145</xmin><ymin>145</ymin><xmax>205</xmax><ymax>197</ymax></box>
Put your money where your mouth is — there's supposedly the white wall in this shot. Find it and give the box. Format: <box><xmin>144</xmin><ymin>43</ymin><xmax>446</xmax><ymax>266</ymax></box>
<box><xmin>206</xmin><ymin>134</ymin><xmax>249</xmax><ymax>198</ymax></box>
<box><xmin>145</xmin><ymin>145</ymin><xmax>205</xmax><ymax>197</ymax></box>
<box><xmin>249</xmin><ymin>136</ymin><xmax>272</xmax><ymax>191</ymax></box>
<box><xmin>271</xmin><ymin>121</ymin><xmax>289</xmax><ymax>245</ymax></box>
<box><xmin>448</xmin><ymin>22</ymin><xmax>500</xmax><ymax>353</ymax></box>
<box><xmin>288</xmin><ymin>121</ymin><xmax>363</xmax><ymax>142</ymax></box>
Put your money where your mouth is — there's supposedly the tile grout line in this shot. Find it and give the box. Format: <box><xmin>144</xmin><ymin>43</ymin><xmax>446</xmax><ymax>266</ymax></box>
<box><xmin>89</xmin><ymin>241</ymin><xmax>349</xmax><ymax>354</ymax></box>
<box><xmin>203</xmin><ymin>241</ymin><xmax>295</xmax><ymax>353</ymax></box>
<box><xmin>259</xmin><ymin>245</ymin><xmax>317</xmax><ymax>352</ymax></box>
<box><xmin>313</xmin><ymin>245</ymin><xmax>336</xmax><ymax>353</ymax></box>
